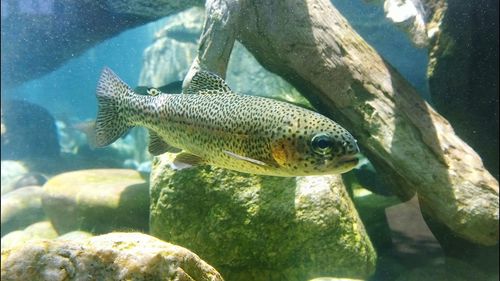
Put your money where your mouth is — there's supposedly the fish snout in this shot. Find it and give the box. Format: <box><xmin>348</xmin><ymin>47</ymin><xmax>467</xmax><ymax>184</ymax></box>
<box><xmin>346</xmin><ymin>138</ymin><xmax>360</xmax><ymax>155</ymax></box>
<box><xmin>336</xmin><ymin>137</ymin><xmax>360</xmax><ymax>167</ymax></box>
<box><xmin>336</xmin><ymin>137</ymin><xmax>359</xmax><ymax>156</ymax></box>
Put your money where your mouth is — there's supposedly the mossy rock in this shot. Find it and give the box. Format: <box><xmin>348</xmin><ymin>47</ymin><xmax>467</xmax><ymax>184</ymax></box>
<box><xmin>42</xmin><ymin>169</ymin><xmax>149</xmax><ymax>235</ymax></box>
<box><xmin>150</xmin><ymin>155</ymin><xmax>376</xmax><ymax>280</ymax></box>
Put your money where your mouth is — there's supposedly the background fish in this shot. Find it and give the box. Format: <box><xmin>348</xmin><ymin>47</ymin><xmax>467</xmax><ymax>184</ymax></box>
<box><xmin>94</xmin><ymin>67</ymin><xmax>360</xmax><ymax>177</ymax></box>
<box><xmin>134</xmin><ymin>80</ymin><xmax>183</xmax><ymax>95</ymax></box>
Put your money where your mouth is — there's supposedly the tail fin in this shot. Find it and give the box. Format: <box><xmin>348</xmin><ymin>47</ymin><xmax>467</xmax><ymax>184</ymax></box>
<box><xmin>94</xmin><ymin>67</ymin><xmax>134</xmax><ymax>147</ymax></box>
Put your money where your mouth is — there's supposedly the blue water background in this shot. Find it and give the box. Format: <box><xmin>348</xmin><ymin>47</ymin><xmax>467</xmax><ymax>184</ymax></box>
<box><xmin>7</xmin><ymin>0</ymin><xmax>429</xmax><ymax>122</ymax></box>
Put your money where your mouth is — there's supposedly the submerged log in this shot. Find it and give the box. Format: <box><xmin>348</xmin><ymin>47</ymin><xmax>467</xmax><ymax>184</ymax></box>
<box><xmin>185</xmin><ymin>0</ymin><xmax>498</xmax><ymax>245</ymax></box>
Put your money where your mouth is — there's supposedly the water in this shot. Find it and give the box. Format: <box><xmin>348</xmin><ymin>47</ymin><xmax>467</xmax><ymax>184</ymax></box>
<box><xmin>1</xmin><ymin>1</ymin><xmax>498</xmax><ymax>280</ymax></box>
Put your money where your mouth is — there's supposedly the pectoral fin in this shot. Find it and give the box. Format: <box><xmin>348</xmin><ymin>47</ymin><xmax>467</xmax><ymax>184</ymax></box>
<box><xmin>223</xmin><ymin>150</ymin><xmax>269</xmax><ymax>166</ymax></box>
<box><xmin>148</xmin><ymin>131</ymin><xmax>181</xmax><ymax>156</ymax></box>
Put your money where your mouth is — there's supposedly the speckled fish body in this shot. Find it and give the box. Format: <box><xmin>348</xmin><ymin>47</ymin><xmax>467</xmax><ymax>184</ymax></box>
<box><xmin>94</xmin><ymin>67</ymin><xmax>360</xmax><ymax>177</ymax></box>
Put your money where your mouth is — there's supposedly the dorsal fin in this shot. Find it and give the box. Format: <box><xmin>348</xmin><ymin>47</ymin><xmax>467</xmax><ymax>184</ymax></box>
<box><xmin>185</xmin><ymin>71</ymin><xmax>233</xmax><ymax>95</ymax></box>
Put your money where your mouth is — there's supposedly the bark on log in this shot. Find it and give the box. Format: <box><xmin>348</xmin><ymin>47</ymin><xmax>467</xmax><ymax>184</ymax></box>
<box><xmin>186</xmin><ymin>0</ymin><xmax>499</xmax><ymax>245</ymax></box>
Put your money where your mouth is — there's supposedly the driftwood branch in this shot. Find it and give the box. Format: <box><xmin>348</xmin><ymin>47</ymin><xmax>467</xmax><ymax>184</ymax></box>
<box><xmin>186</xmin><ymin>0</ymin><xmax>499</xmax><ymax>245</ymax></box>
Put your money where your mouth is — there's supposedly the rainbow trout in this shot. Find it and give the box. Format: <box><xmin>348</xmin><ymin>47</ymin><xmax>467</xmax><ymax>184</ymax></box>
<box><xmin>94</xmin><ymin>67</ymin><xmax>360</xmax><ymax>176</ymax></box>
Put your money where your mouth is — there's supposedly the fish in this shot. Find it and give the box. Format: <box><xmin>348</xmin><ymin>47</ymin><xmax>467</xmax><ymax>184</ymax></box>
<box><xmin>93</xmin><ymin>67</ymin><xmax>360</xmax><ymax>177</ymax></box>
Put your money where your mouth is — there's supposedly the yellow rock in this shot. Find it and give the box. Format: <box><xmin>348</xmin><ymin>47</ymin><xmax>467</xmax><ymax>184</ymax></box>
<box><xmin>42</xmin><ymin>169</ymin><xmax>149</xmax><ymax>234</ymax></box>
<box><xmin>1</xmin><ymin>232</ymin><xmax>224</xmax><ymax>281</ymax></box>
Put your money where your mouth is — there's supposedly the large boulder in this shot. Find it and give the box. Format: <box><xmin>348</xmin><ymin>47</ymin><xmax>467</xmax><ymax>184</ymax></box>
<box><xmin>1</xmin><ymin>186</ymin><xmax>45</xmax><ymax>236</ymax></box>
<box><xmin>42</xmin><ymin>169</ymin><xmax>149</xmax><ymax>235</ymax></box>
<box><xmin>1</xmin><ymin>232</ymin><xmax>223</xmax><ymax>281</ymax></box>
<box><xmin>150</xmin><ymin>155</ymin><xmax>376</xmax><ymax>280</ymax></box>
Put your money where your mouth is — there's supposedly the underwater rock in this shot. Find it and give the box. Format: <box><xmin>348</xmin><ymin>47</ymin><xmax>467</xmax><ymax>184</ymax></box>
<box><xmin>0</xmin><ymin>232</ymin><xmax>223</xmax><ymax>281</ymax></box>
<box><xmin>0</xmin><ymin>161</ymin><xmax>29</xmax><ymax>195</ymax></box>
<box><xmin>11</xmin><ymin>172</ymin><xmax>47</xmax><ymax>190</ymax></box>
<box><xmin>1</xmin><ymin>186</ymin><xmax>45</xmax><ymax>237</ymax></box>
<box><xmin>363</xmin><ymin>0</ymin><xmax>446</xmax><ymax>49</ymax></box>
<box><xmin>1</xmin><ymin>221</ymin><xmax>58</xmax><ymax>250</ymax></box>
<box><xmin>421</xmin><ymin>208</ymin><xmax>499</xmax><ymax>278</ymax></box>
<box><xmin>1</xmin><ymin>100</ymin><xmax>60</xmax><ymax>161</ymax></box>
<box><xmin>42</xmin><ymin>169</ymin><xmax>149</xmax><ymax>235</ymax></box>
<box><xmin>343</xmin><ymin>177</ymin><xmax>401</xmax><ymax>253</ymax></box>
<box><xmin>1</xmin><ymin>221</ymin><xmax>57</xmax><ymax>250</ymax></box>
<box><xmin>55</xmin><ymin>230</ymin><xmax>94</xmax><ymax>241</ymax></box>
<box><xmin>0</xmin><ymin>231</ymin><xmax>31</xmax><ymax>251</ymax></box>
<box><xmin>139</xmin><ymin>7</ymin><xmax>204</xmax><ymax>86</ymax></box>
<box><xmin>150</xmin><ymin>155</ymin><xmax>376</xmax><ymax>280</ymax></box>
<box><xmin>52</xmin><ymin>127</ymin><xmax>150</xmax><ymax>173</ymax></box>
<box><xmin>394</xmin><ymin>257</ymin><xmax>496</xmax><ymax>281</ymax></box>
<box><xmin>2</xmin><ymin>228</ymin><xmax>91</xmax><ymax>250</ymax></box>
<box><xmin>385</xmin><ymin>196</ymin><xmax>445</xmax><ymax>267</ymax></box>
<box><xmin>23</xmin><ymin>221</ymin><xmax>58</xmax><ymax>239</ymax></box>
<box><xmin>382</xmin><ymin>0</ymin><xmax>428</xmax><ymax>47</ymax></box>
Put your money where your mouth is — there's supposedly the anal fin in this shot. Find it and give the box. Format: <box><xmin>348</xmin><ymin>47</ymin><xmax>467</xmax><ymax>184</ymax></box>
<box><xmin>148</xmin><ymin>130</ymin><xmax>181</xmax><ymax>156</ymax></box>
<box><xmin>173</xmin><ymin>152</ymin><xmax>204</xmax><ymax>167</ymax></box>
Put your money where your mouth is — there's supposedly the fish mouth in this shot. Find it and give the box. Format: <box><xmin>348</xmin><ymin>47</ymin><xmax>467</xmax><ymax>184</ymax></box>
<box><xmin>337</xmin><ymin>154</ymin><xmax>360</xmax><ymax>166</ymax></box>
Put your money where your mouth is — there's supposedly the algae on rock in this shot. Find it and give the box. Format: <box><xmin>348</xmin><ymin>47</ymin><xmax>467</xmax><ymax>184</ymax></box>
<box><xmin>150</xmin><ymin>155</ymin><xmax>376</xmax><ymax>280</ymax></box>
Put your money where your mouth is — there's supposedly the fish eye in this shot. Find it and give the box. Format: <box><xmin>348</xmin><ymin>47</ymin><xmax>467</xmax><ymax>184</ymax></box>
<box><xmin>311</xmin><ymin>133</ymin><xmax>334</xmax><ymax>155</ymax></box>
